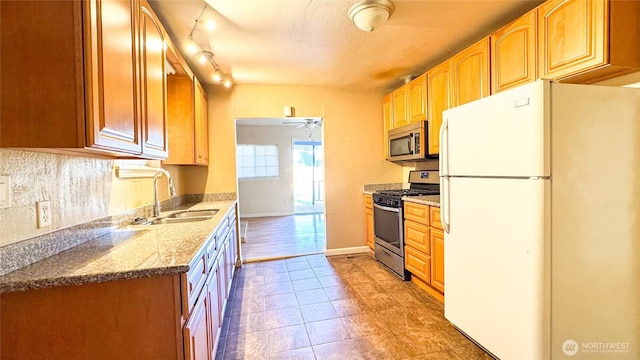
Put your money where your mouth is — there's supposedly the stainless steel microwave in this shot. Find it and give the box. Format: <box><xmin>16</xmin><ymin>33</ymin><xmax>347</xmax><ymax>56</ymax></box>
<box><xmin>387</xmin><ymin>121</ymin><xmax>436</xmax><ymax>161</ymax></box>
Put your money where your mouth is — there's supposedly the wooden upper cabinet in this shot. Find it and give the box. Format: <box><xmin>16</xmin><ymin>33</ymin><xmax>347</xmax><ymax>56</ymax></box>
<box><xmin>382</xmin><ymin>93</ymin><xmax>393</xmax><ymax>159</ymax></box>
<box><xmin>392</xmin><ymin>85</ymin><xmax>409</xmax><ymax>128</ymax></box>
<box><xmin>451</xmin><ymin>38</ymin><xmax>490</xmax><ymax>107</ymax></box>
<box><xmin>0</xmin><ymin>0</ymin><xmax>169</xmax><ymax>159</ymax></box>
<box><xmin>84</xmin><ymin>0</ymin><xmax>141</xmax><ymax>154</ymax></box>
<box><xmin>408</xmin><ymin>73</ymin><xmax>427</xmax><ymax>123</ymax></box>
<box><xmin>164</xmin><ymin>74</ymin><xmax>196</xmax><ymax>164</ymax></box>
<box><xmin>427</xmin><ymin>61</ymin><xmax>451</xmax><ymax>156</ymax></box>
<box><xmin>164</xmin><ymin>42</ymin><xmax>209</xmax><ymax>166</ymax></box>
<box><xmin>140</xmin><ymin>0</ymin><xmax>168</xmax><ymax>158</ymax></box>
<box><xmin>539</xmin><ymin>0</ymin><xmax>640</xmax><ymax>83</ymax></box>
<box><xmin>491</xmin><ymin>10</ymin><xmax>538</xmax><ymax>93</ymax></box>
<box><xmin>194</xmin><ymin>78</ymin><xmax>209</xmax><ymax>166</ymax></box>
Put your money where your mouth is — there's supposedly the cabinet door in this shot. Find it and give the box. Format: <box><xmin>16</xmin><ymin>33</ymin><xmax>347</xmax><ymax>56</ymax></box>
<box><xmin>365</xmin><ymin>207</ymin><xmax>374</xmax><ymax>250</ymax></box>
<box><xmin>392</xmin><ymin>85</ymin><xmax>409</xmax><ymax>128</ymax></box>
<box><xmin>491</xmin><ymin>10</ymin><xmax>537</xmax><ymax>93</ymax></box>
<box><xmin>426</xmin><ymin>61</ymin><xmax>451</xmax><ymax>156</ymax></box>
<box><xmin>139</xmin><ymin>0</ymin><xmax>168</xmax><ymax>158</ymax></box>
<box><xmin>538</xmin><ymin>0</ymin><xmax>606</xmax><ymax>80</ymax></box>
<box><xmin>430</xmin><ymin>207</ymin><xmax>443</xmax><ymax>231</ymax></box>
<box><xmin>183</xmin><ymin>294</ymin><xmax>211</xmax><ymax>360</ymax></box>
<box><xmin>382</xmin><ymin>93</ymin><xmax>393</xmax><ymax>159</ymax></box>
<box><xmin>451</xmin><ymin>38</ymin><xmax>490</xmax><ymax>107</ymax></box>
<box><xmin>430</xmin><ymin>228</ymin><xmax>445</xmax><ymax>293</ymax></box>
<box><xmin>408</xmin><ymin>73</ymin><xmax>427</xmax><ymax>123</ymax></box>
<box><xmin>218</xmin><ymin>241</ymin><xmax>229</xmax><ymax>300</ymax></box>
<box><xmin>194</xmin><ymin>78</ymin><xmax>209</xmax><ymax>166</ymax></box>
<box><xmin>84</xmin><ymin>0</ymin><xmax>141</xmax><ymax>154</ymax></box>
<box><xmin>207</xmin><ymin>268</ymin><xmax>221</xmax><ymax>358</ymax></box>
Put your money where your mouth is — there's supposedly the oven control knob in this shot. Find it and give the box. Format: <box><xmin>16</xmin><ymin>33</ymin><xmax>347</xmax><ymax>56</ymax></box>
<box><xmin>394</xmin><ymin>200</ymin><xmax>400</xmax><ymax>207</ymax></box>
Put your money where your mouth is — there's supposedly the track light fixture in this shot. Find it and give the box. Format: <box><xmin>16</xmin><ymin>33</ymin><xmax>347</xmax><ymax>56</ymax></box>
<box><xmin>186</xmin><ymin>3</ymin><xmax>233</xmax><ymax>87</ymax></box>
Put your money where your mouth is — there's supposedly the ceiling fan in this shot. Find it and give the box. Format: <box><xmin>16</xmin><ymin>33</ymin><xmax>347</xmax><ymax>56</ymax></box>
<box><xmin>282</xmin><ymin>118</ymin><xmax>322</xmax><ymax>131</ymax></box>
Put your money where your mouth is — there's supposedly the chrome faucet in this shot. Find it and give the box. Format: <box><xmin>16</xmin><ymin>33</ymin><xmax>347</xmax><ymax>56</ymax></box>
<box><xmin>153</xmin><ymin>168</ymin><xmax>177</xmax><ymax>217</ymax></box>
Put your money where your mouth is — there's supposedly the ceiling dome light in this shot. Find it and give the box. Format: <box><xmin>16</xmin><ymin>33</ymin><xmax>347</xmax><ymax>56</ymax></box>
<box><xmin>348</xmin><ymin>0</ymin><xmax>395</xmax><ymax>32</ymax></box>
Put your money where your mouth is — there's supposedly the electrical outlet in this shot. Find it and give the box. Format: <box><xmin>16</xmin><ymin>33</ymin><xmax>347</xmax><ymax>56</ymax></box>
<box><xmin>37</xmin><ymin>201</ymin><xmax>52</xmax><ymax>228</ymax></box>
<box><xmin>0</xmin><ymin>176</ymin><xmax>10</xmax><ymax>209</ymax></box>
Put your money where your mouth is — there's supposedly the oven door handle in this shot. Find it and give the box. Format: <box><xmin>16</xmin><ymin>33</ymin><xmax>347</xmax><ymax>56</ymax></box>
<box><xmin>373</xmin><ymin>203</ymin><xmax>401</xmax><ymax>213</ymax></box>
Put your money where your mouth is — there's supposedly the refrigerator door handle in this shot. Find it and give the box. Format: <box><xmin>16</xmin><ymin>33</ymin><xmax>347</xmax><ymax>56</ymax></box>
<box><xmin>439</xmin><ymin>117</ymin><xmax>449</xmax><ymax>175</ymax></box>
<box><xmin>439</xmin><ymin>117</ymin><xmax>450</xmax><ymax>234</ymax></box>
<box><xmin>441</xmin><ymin>176</ymin><xmax>450</xmax><ymax>234</ymax></box>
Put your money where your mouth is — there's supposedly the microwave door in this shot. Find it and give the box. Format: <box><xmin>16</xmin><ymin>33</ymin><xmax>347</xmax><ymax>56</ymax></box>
<box><xmin>389</xmin><ymin>134</ymin><xmax>413</xmax><ymax>159</ymax></box>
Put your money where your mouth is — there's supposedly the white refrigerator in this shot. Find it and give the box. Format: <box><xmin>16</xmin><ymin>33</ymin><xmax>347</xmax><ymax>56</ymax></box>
<box><xmin>439</xmin><ymin>80</ymin><xmax>639</xmax><ymax>360</ymax></box>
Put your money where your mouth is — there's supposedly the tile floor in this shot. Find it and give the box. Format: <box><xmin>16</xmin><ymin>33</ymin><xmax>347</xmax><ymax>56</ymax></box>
<box><xmin>241</xmin><ymin>215</ymin><xmax>326</xmax><ymax>261</ymax></box>
<box><xmin>215</xmin><ymin>253</ymin><xmax>492</xmax><ymax>360</ymax></box>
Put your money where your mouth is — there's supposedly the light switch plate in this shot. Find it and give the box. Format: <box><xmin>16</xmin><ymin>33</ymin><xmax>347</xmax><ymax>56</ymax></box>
<box><xmin>0</xmin><ymin>176</ymin><xmax>10</xmax><ymax>209</ymax></box>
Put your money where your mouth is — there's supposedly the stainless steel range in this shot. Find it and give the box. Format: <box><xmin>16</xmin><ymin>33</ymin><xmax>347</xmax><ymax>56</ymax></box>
<box><xmin>373</xmin><ymin>170</ymin><xmax>440</xmax><ymax>280</ymax></box>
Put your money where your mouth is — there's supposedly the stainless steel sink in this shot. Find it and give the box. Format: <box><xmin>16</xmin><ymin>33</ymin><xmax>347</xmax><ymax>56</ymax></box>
<box><xmin>151</xmin><ymin>216</ymin><xmax>212</xmax><ymax>225</ymax></box>
<box><xmin>167</xmin><ymin>209</ymin><xmax>219</xmax><ymax>218</ymax></box>
<box><xmin>132</xmin><ymin>208</ymin><xmax>219</xmax><ymax>225</ymax></box>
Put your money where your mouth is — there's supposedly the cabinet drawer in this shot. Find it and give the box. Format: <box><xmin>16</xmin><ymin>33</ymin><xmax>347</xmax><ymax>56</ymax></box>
<box><xmin>430</xmin><ymin>207</ymin><xmax>443</xmax><ymax>230</ymax></box>
<box><xmin>404</xmin><ymin>201</ymin><xmax>429</xmax><ymax>225</ymax></box>
<box><xmin>364</xmin><ymin>194</ymin><xmax>372</xmax><ymax>208</ymax></box>
<box><xmin>405</xmin><ymin>246</ymin><xmax>431</xmax><ymax>282</ymax></box>
<box><xmin>181</xmin><ymin>253</ymin><xmax>207</xmax><ymax>315</ymax></box>
<box><xmin>404</xmin><ymin>220</ymin><xmax>430</xmax><ymax>254</ymax></box>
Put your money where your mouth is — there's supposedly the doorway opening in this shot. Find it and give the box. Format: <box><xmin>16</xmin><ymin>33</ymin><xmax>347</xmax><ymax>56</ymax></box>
<box><xmin>293</xmin><ymin>139</ymin><xmax>324</xmax><ymax>214</ymax></box>
<box><xmin>235</xmin><ymin>117</ymin><xmax>326</xmax><ymax>261</ymax></box>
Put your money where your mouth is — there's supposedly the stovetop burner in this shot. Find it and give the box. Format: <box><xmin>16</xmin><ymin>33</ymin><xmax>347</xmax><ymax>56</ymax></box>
<box><xmin>376</xmin><ymin>188</ymin><xmax>439</xmax><ymax>197</ymax></box>
<box><xmin>373</xmin><ymin>170</ymin><xmax>440</xmax><ymax>208</ymax></box>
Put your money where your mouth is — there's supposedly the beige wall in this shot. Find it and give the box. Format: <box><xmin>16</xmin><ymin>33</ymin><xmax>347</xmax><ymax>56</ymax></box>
<box><xmin>195</xmin><ymin>84</ymin><xmax>403</xmax><ymax>251</ymax></box>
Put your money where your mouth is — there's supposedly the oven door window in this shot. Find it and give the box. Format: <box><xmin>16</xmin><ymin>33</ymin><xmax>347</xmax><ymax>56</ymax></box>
<box><xmin>389</xmin><ymin>135</ymin><xmax>412</xmax><ymax>157</ymax></box>
<box><xmin>373</xmin><ymin>205</ymin><xmax>402</xmax><ymax>253</ymax></box>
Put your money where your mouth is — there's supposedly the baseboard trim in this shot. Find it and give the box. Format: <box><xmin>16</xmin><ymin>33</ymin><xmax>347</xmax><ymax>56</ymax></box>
<box><xmin>324</xmin><ymin>246</ymin><xmax>372</xmax><ymax>257</ymax></box>
<box><xmin>239</xmin><ymin>212</ymin><xmax>293</xmax><ymax>218</ymax></box>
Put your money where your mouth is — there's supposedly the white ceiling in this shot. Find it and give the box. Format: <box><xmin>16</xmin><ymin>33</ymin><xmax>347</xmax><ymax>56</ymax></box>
<box><xmin>150</xmin><ymin>0</ymin><xmax>543</xmax><ymax>91</ymax></box>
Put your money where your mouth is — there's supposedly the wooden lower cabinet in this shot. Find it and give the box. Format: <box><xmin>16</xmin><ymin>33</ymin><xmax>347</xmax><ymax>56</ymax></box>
<box><xmin>405</xmin><ymin>245</ymin><xmax>431</xmax><ymax>281</ymax></box>
<box><xmin>364</xmin><ymin>194</ymin><xmax>374</xmax><ymax>249</ymax></box>
<box><xmin>207</xmin><ymin>265</ymin><xmax>222</xmax><ymax>359</ymax></box>
<box><xmin>0</xmin><ymin>206</ymin><xmax>239</xmax><ymax>360</ymax></box>
<box><xmin>430</xmin><ymin>228</ymin><xmax>445</xmax><ymax>293</ymax></box>
<box><xmin>184</xmin><ymin>292</ymin><xmax>211</xmax><ymax>360</ymax></box>
<box><xmin>403</xmin><ymin>201</ymin><xmax>444</xmax><ymax>302</ymax></box>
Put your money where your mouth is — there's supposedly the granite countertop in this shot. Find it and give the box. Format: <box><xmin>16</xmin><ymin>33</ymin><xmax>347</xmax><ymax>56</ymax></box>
<box><xmin>402</xmin><ymin>195</ymin><xmax>441</xmax><ymax>207</ymax></box>
<box><xmin>0</xmin><ymin>200</ymin><xmax>237</xmax><ymax>294</ymax></box>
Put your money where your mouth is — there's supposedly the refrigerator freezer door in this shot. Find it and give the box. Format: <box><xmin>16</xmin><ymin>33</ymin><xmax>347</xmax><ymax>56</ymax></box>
<box><xmin>441</xmin><ymin>80</ymin><xmax>550</xmax><ymax>178</ymax></box>
<box><xmin>444</xmin><ymin>176</ymin><xmax>548</xmax><ymax>359</ymax></box>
